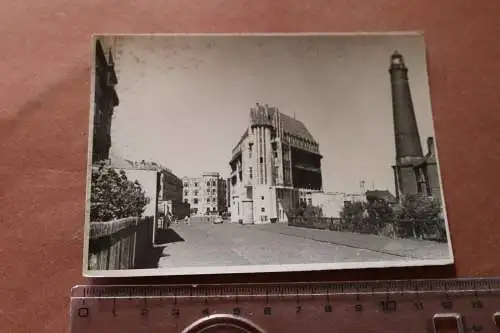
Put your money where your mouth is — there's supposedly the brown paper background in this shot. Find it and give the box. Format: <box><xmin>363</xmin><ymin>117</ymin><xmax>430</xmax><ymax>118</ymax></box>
<box><xmin>1</xmin><ymin>1</ymin><xmax>499</xmax><ymax>332</ymax></box>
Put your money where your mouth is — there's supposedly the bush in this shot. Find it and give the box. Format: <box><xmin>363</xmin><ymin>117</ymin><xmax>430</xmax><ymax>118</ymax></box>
<box><xmin>398</xmin><ymin>194</ymin><xmax>446</xmax><ymax>240</ymax></box>
<box><xmin>339</xmin><ymin>194</ymin><xmax>446</xmax><ymax>241</ymax></box>
<box><xmin>90</xmin><ymin>163</ymin><xmax>150</xmax><ymax>222</ymax></box>
<box><xmin>339</xmin><ymin>201</ymin><xmax>367</xmax><ymax>232</ymax></box>
<box><xmin>290</xmin><ymin>205</ymin><xmax>322</xmax><ymax>219</ymax></box>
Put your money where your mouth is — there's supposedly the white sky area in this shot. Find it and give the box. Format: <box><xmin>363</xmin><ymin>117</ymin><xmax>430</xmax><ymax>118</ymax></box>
<box><xmin>108</xmin><ymin>34</ymin><xmax>437</xmax><ymax>194</ymax></box>
<box><xmin>122</xmin><ymin>169</ymin><xmax>157</xmax><ymax>217</ymax></box>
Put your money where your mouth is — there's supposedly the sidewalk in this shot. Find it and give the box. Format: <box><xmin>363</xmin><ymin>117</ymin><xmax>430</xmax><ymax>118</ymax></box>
<box><xmin>253</xmin><ymin>223</ymin><xmax>450</xmax><ymax>260</ymax></box>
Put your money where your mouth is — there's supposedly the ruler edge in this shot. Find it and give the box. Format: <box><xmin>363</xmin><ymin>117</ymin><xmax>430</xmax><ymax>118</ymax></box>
<box><xmin>70</xmin><ymin>277</ymin><xmax>500</xmax><ymax>299</ymax></box>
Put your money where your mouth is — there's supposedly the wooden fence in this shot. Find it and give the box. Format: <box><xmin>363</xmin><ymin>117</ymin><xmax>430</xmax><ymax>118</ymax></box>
<box><xmin>288</xmin><ymin>216</ymin><xmax>447</xmax><ymax>242</ymax></box>
<box><xmin>88</xmin><ymin>216</ymin><xmax>154</xmax><ymax>270</ymax></box>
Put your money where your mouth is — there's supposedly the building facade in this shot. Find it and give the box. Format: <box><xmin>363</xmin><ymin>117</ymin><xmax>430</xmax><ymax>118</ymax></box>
<box><xmin>182</xmin><ymin>172</ymin><xmax>227</xmax><ymax>216</ymax></box>
<box><xmin>229</xmin><ymin>103</ymin><xmax>323</xmax><ymax>224</ymax></box>
<box><xmin>389</xmin><ymin>51</ymin><xmax>441</xmax><ymax>203</ymax></box>
<box><xmin>92</xmin><ymin>37</ymin><xmax>119</xmax><ymax>163</ymax></box>
<box><xmin>109</xmin><ymin>159</ymin><xmax>185</xmax><ymax>219</ymax></box>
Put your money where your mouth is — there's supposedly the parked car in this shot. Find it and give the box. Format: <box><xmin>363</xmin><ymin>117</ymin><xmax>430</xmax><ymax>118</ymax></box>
<box><xmin>213</xmin><ymin>216</ymin><xmax>223</xmax><ymax>224</ymax></box>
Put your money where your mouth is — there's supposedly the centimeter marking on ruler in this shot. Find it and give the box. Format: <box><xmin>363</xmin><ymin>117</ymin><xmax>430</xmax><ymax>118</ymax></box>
<box><xmin>73</xmin><ymin>278</ymin><xmax>500</xmax><ymax>299</ymax></box>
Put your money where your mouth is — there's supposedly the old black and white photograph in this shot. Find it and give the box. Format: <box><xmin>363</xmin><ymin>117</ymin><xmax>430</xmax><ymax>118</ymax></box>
<box><xmin>83</xmin><ymin>33</ymin><xmax>454</xmax><ymax>277</ymax></box>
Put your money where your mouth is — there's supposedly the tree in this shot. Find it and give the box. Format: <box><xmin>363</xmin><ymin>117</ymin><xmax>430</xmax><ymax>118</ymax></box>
<box><xmin>364</xmin><ymin>199</ymin><xmax>395</xmax><ymax>234</ymax></box>
<box><xmin>399</xmin><ymin>194</ymin><xmax>441</xmax><ymax>220</ymax></box>
<box><xmin>339</xmin><ymin>201</ymin><xmax>367</xmax><ymax>232</ymax></box>
<box><xmin>90</xmin><ymin>163</ymin><xmax>150</xmax><ymax>222</ymax></box>
<box><xmin>398</xmin><ymin>194</ymin><xmax>445</xmax><ymax>239</ymax></box>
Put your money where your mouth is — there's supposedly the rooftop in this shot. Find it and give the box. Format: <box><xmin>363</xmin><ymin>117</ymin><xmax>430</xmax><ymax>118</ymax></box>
<box><xmin>249</xmin><ymin>103</ymin><xmax>317</xmax><ymax>143</ymax></box>
<box><xmin>365</xmin><ymin>190</ymin><xmax>397</xmax><ymax>203</ymax></box>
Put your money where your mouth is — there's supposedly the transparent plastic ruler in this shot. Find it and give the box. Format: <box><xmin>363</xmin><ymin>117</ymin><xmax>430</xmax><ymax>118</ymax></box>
<box><xmin>69</xmin><ymin>278</ymin><xmax>500</xmax><ymax>333</ymax></box>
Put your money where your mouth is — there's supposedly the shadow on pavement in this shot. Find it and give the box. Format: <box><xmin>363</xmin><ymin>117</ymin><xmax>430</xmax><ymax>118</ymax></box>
<box><xmin>135</xmin><ymin>246</ymin><xmax>165</xmax><ymax>269</ymax></box>
<box><xmin>135</xmin><ymin>228</ymin><xmax>185</xmax><ymax>269</ymax></box>
<box><xmin>154</xmin><ymin>228</ymin><xmax>185</xmax><ymax>245</ymax></box>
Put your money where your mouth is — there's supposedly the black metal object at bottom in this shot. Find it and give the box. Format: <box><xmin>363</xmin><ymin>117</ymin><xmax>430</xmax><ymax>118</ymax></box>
<box><xmin>182</xmin><ymin>314</ymin><xmax>265</xmax><ymax>333</ymax></box>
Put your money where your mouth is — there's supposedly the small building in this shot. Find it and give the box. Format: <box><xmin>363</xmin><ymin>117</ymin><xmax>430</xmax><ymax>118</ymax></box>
<box><xmin>182</xmin><ymin>172</ymin><xmax>227</xmax><ymax>217</ymax></box>
<box><xmin>365</xmin><ymin>190</ymin><xmax>397</xmax><ymax>204</ymax></box>
<box><xmin>109</xmin><ymin>157</ymin><xmax>184</xmax><ymax>219</ymax></box>
<box><xmin>309</xmin><ymin>191</ymin><xmax>367</xmax><ymax>218</ymax></box>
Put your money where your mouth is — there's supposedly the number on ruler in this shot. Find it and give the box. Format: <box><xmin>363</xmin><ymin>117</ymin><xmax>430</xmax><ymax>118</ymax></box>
<box><xmin>471</xmin><ymin>300</ymin><xmax>483</xmax><ymax>309</ymax></box>
<box><xmin>77</xmin><ymin>308</ymin><xmax>89</xmax><ymax>318</ymax></box>
<box><xmin>414</xmin><ymin>301</ymin><xmax>424</xmax><ymax>311</ymax></box>
<box><xmin>380</xmin><ymin>300</ymin><xmax>397</xmax><ymax>312</ymax></box>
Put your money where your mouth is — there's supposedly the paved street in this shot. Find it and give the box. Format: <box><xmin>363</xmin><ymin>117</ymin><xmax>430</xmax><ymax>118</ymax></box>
<box><xmin>157</xmin><ymin>218</ymin><xmax>450</xmax><ymax>268</ymax></box>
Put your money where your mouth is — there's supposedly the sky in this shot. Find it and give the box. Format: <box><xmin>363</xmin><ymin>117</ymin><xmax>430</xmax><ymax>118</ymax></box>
<box><xmin>121</xmin><ymin>169</ymin><xmax>157</xmax><ymax>217</ymax></box>
<box><xmin>107</xmin><ymin>34</ymin><xmax>437</xmax><ymax>194</ymax></box>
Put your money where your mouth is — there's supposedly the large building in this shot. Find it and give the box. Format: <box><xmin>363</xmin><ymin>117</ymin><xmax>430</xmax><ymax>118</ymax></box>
<box><xmin>229</xmin><ymin>103</ymin><xmax>323</xmax><ymax>224</ymax></box>
<box><xmin>182</xmin><ymin>172</ymin><xmax>227</xmax><ymax>216</ymax></box>
<box><xmin>92</xmin><ymin>37</ymin><xmax>119</xmax><ymax>163</ymax></box>
<box><xmin>389</xmin><ymin>51</ymin><xmax>441</xmax><ymax>202</ymax></box>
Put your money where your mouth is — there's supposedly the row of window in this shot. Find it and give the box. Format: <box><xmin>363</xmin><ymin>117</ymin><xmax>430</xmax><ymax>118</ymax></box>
<box><xmin>184</xmin><ymin>189</ymin><xmax>217</xmax><ymax>196</ymax></box>
<box><xmin>289</xmin><ymin>136</ymin><xmax>318</xmax><ymax>151</ymax></box>
<box><xmin>183</xmin><ymin>181</ymin><xmax>218</xmax><ymax>188</ymax></box>
<box><xmin>184</xmin><ymin>197</ymin><xmax>218</xmax><ymax>204</ymax></box>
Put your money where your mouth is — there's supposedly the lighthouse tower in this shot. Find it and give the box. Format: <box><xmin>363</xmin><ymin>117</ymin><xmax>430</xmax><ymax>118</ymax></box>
<box><xmin>389</xmin><ymin>51</ymin><xmax>428</xmax><ymax>201</ymax></box>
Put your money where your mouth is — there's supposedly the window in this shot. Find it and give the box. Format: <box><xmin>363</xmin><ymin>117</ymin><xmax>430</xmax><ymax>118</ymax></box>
<box><xmin>212</xmin><ymin>181</ymin><xmax>216</xmax><ymax>186</ymax></box>
<box><xmin>184</xmin><ymin>191</ymin><xmax>188</xmax><ymax>196</ymax></box>
<box><xmin>307</xmin><ymin>198</ymin><xmax>312</xmax><ymax>206</ymax></box>
<box><xmin>212</xmin><ymin>189</ymin><xmax>216</xmax><ymax>194</ymax></box>
<box><xmin>213</xmin><ymin>197</ymin><xmax>216</xmax><ymax>202</ymax></box>
<box><xmin>260</xmin><ymin>157</ymin><xmax>263</xmax><ymax>163</ymax></box>
<box><xmin>207</xmin><ymin>198</ymin><xmax>210</xmax><ymax>203</ymax></box>
<box><xmin>194</xmin><ymin>190</ymin><xmax>198</xmax><ymax>196</ymax></box>
<box><xmin>261</xmin><ymin>207</ymin><xmax>265</xmax><ymax>212</ymax></box>
<box><xmin>194</xmin><ymin>198</ymin><xmax>198</xmax><ymax>204</ymax></box>
<box><xmin>195</xmin><ymin>182</ymin><xmax>198</xmax><ymax>187</ymax></box>
<box><xmin>184</xmin><ymin>199</ymin><xmax>188</xmax><ymax>204</ymax></box>
<box><xmin>207</xmin><ymin>182</ymin><xmax>210</xmax><ymax>187</ymax></box>
<box><xmin>183</xmin><ymin>183</ymin><xmax>188</xmax><ymax>187</ymax></box>
<box><xmin>249</xmin><ymin>167</ymin><xmax>253</xmax><ymax>179</ymax></box>
<box><xmin>261</xmin><ymin>196</ymin><xmax>264</xmax><ymax>200</ymax></box>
